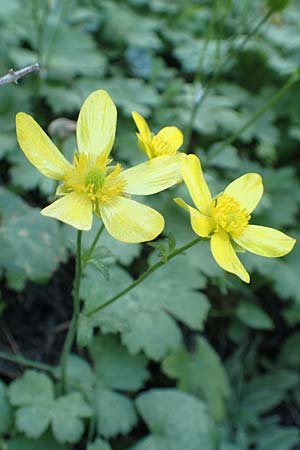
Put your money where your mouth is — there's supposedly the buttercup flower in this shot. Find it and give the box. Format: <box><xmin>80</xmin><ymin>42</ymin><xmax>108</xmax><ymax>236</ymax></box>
<box><xmin>175</xmin><ymin>154</ymin><xmax>296</xmax><ymax>283</ymax></box>
<box><xmin>16</xmin><ymin>90</ymin><xmax>183</xmax><ymax>243</ymax></box>
<box><xmin>132</xmin><ymin>111</ymin><xmax>183</xmax><ymax>159</ymax></box>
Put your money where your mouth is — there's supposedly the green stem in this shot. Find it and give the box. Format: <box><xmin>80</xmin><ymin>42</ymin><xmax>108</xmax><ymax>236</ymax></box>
<box><xmin>86</xmin><ymin>236</ymin><xmax>202</xmax><ymax>317</ymax></box>
<box><xmin>60</xmin><ymin>230</ymin><xmax>83</xmax><ymax>392</ymax></box>
<box><xmin>234</xmin><ymin>9</ymin><xmax>273</xmax><ymax>55</ymax></box>
<box><xmin>83</xmin><ymin>224</ymin><xmax>105</xmax><ymax>267</ymax></box>
<box><xmin>0</xmin><ymin>349</ymin><xmax>57</xmax><ymax>376</ymax></box>
<box><xmin>207</xmin><ymin>69</ymin><xmax>300</xmax><ymax>162</ymax></box>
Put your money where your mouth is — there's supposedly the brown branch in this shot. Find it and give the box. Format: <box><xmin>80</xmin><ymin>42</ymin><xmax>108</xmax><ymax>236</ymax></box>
<box><xmin>0</xmin><ymin>63</ymin><xmax>40</xmax><ymax>86</ymax></box>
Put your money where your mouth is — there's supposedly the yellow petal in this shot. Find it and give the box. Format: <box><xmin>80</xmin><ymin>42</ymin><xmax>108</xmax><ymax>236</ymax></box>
<box><xmin>99</xmin><ymin>197</ymin><xmax>164</xmax><ymax>243</ymax></box>
<box><xmin>41</xmin><ymin>192</ymin><xmax>93</xmax><ymax>230</ymax></box>
<box><xmin>174</xmin><ymin>198</ymin><xmax>214</xmax><ymax>237</ymax></box>
<box><xmin>16</xmin><ymin>112</ymin><xmax>72</xmax><ymax>180</ymax></box>
<box><xmin>211</xmin><ymin>230</ymin><xmax>250</xmax><ymax>283</ymax></box>
<box><xmin>224</xmin><ymin>173</ymin><xmax>263</xmax><ymax>213</ymax></box>
<box><xmin>234</xmin><ymin>224</ymin><xmax>296</xmax><ymax>257</ymax></box>
<box><xmin>119</xmin><ymin>154</ymin><xmax>184</xmax><ymax>195</ymax></box>
<box><xmin>77</xmin><ymin>90</ymin><xmax>117</xmax><ymax>158</ymax></box>
<box><xmin>181</xmin><ymin>154</ymin><xmax>212</xmax><ymax>214</ymax></box>
<box><xmin>132</xmin><ymin>111</ymin><xmax>152</xmax><ymax>142</ymax></box>
<box><xmin>156</xmin><ymin>126</ymin><xmax>183</xmax><ymax>152</ymax></box>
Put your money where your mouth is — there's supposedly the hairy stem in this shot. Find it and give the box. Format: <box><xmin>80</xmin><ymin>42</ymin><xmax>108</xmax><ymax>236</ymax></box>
<box><xmin>86</xmin><ymin>236</ymin><xmax>202</xmax><ymax>317</ymax></box>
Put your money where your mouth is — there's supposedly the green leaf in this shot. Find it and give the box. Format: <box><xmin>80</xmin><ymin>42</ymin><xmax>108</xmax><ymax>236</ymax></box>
<box><xmin>52</xmin><ymin>393</ymin><xmax>92</xmax><ymax>444</ymax></box>
<box><xmin>89</xmin><ymin>334</ymin><xmax>149</xmax><ymax>391</ymax></box>
<box><xmin>133</xmin><ymin>389</ymin><xmax>216</xmax><ymax>450</ymax></box>
<box><xmin>77</xmin><ymin>77</ymin><xmax>159</xmax><ymax>117</ymax></box>
<box><xmin>9</xmin><ymin>370</ymin><xmax>54</xmax><ymax>406</ymax></box>
<box><xmin>283</xmin><ymin>304</ymin><xmax>300</xmax><ymax>326</ymax></box>
<box><xmin>0</xmin><ymin>188</ymin><xmax>66</xmax><ymax>284</ymax></box>
<box><xmin>87</xmin><ymin>438</ymin><xmax>112</xmax><ymax>450</ymax></box>
<box><xmin>6</xmin><ymin>432</ymin><xmax>70</xmax><ymax>450</ymax></box>
<box><xmin>0</xmin><ymin>381</ymin><xmax>12</xmax><ymax>434</ymax></box>
<box><xmin>236</xmin><ymin>301</ymin><xmax>274</xmax><ymax>330</ymax></box>
<box><xmin>81</xmin><ymin>256</ymin><xmax>210</xmax><ymax>360</ymax></box>
<box><xmin>66</xmin><ymin>354</ymin><xmax>95</xmax><ymax>399</ymax></box>
<box><xmin>9</xmin><ymin>371</ymin><xmax>91</xmax><ymax>443</ymax></box>
<box><xmin>15</xmin><ymin>403</ymin><xmax>53</xmax><ymax>438</ymax></box>
<box><xmin>162</xmin><ymin>337</ymin><xmax>230</xmax><ymax>421</ymax></box>
<box><xmin>9</xmin><ymin>371</ymin><xmax>54</xmax><ymax>438</ymax></box>
<box><xmin>95</xmin><ymin>386</ymin><xmax>137</xmax><ymax>438</ymax></box>
<box><xmin>279</xmin><ymin>333</ymin><xmax>300</xmax><ymax>369</ymax></box>
<box><xmin>256</xmin><ymin>426</ymin><xmax>300</xmax><ymax>450</ymax></box>
<box><xmin>239</xmin><ymin>370</ymin><xmax>299</xmax><ymax>420</ymax></box>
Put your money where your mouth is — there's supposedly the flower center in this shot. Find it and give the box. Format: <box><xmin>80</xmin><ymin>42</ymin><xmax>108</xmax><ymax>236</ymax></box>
<box><xmin>85</xmin><ymin>168</ymin><xmax>105</xmax><ymax>193</ymax></box>
<box><xmin>151</xmin><ymin>135</ymin><xmax>176</xmax><ymax>157</ymax></box>
<box><xmin>212</xmin><ymin>193</ymin><xmax>250</xmax><ymax>237</ymax></box>
<box><xmin>61</xmin><ymin>153</ymin><xmax>126</xmax><ymax>208</ymax></box>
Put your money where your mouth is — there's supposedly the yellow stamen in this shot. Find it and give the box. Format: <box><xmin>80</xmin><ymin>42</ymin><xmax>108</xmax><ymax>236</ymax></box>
<box><xmin>61</xmin><ymin>154</ymin><xmax>125</xmax><ymax>209</ymax></box>
<box><xmin>151</xmin><ymin>135</ymin><xmax>176</xmax><ymax>157</ymax></box>
<box><xmin>212</xmin><ymin>193</ymin><xmax>250</xmax><ymax>238</ymax></box>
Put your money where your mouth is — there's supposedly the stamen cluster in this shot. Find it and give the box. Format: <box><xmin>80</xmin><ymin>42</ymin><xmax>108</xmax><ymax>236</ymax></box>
<box><xmin>212</xmin><ymin>193</ymin><xmax>250</xmax><ymax>238</ymax></box>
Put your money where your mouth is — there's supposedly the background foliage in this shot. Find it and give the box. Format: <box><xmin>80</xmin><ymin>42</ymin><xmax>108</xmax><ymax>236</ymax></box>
<box><xmin>1</xmin><ymin>0</ymin><xmax>300</xmax><ymax>449</ymax></box>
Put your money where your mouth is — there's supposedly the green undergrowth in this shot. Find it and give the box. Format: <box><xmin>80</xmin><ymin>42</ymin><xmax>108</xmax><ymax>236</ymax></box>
<box><xmin>1</xmin><ymin>0</ymin><xmax>300</xmax><ymax>449</ymax></box>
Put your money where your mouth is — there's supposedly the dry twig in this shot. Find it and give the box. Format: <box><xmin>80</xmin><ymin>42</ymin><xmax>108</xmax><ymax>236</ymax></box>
<box><xmin>0</xmin><ymin>63</ymin><xmax>40</xmax><ymax>86</ymax></box>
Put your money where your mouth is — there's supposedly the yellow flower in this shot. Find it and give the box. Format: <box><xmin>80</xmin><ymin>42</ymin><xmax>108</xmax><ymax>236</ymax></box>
<box><xmin>16</xmin><ymin>90</ymin><xmax>183</xmax><ymax>243</ymax></box>
<box><xmin>132</xmin><ymin>111</ymin><xmax>184</xmax><ymax>159</ymax></box>
<box><xmin>175</xmin><ymin>154</ymin><xmax>296</xmax><ymax>283</ymax></box>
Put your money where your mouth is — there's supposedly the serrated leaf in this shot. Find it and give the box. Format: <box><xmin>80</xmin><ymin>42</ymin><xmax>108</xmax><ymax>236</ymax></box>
<box><xmin>89</xmin><ymin>334</ymin><xmax>149</xmax><ymax>391</ymax></box>
<box><xmin>66</xmin><ymin>354</ymin><xmax>95</xmax><ymax>399</ymax></box>
<box><xmin>81</xmin><ymin>256</ymin><xmax>210</xmax><ymax>360</ymax></box>
<box><xmin>133</xmin><ymin>389</ymin><xmax>216</xmax><ymax>450</ymax></box>
<box><xmin>239</xmin><ymin>370</ymin><xmax>299</xmax><ymax>420</ymax></box>
<box><xmin>15</xmin><ymin>403</ymin><xmax>53</xmax><ymax>438</ymax></box>
<box><xmin>95</xmin><ymin>386</ymin><xmax>137</xmax><ymax>438</ymax></box>
<box><xmin>9</xmin><ymin>370</ymin><xmax>54</xmax><ymax>406</ymax></box>
<box><xmin>162</xmin><ymin>337</ymin><xmax>230</xmax><ymax>421</ymax></box>
<box><xmin>0</xmin><ymin>188</ymin><xmax>66</xmax><ymax>283</ymax></box>
<box><xmin>52</xmin><ymin>393</ymin><xmax>92</xmax><ymax>443</ymax></box>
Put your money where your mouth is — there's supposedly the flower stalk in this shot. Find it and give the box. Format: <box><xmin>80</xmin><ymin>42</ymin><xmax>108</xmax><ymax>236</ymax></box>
<box><xmin>60</xmin><ymin>230</ymin><xmax>83</xmax><ymax>392</ymax></box>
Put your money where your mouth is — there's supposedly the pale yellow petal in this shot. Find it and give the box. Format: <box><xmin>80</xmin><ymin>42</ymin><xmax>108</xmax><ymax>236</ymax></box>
<box><xmin>132</xmin><ymin>111</ymin><xmax>152</xmax><ymax>142</ymax></box>
<box><xmin>224</xmin><ymin>173</ymin><xmax>263</xmax><ymax>213</ymax></box>
<box><xmin>119</xmin><ymin>154</ymin><xmax>184</xmax><ymax>195</ymax></box>
<box><xmin>174</xmin><ymin>198</ymin><xmax>214</xmax><ymax>237</ymax></box>
<box><xmin>99</xmin><ymin>197</ymin><xmax>164</xmax><ymax>243</ymax></box>
<box><xmin>211</xmin><ymin>230</ymin><xmax>250</xmax><ymax>283</ymax></box>
<box><xmin>181</xmin><ymin>154</ymin><xmax>212</xmax><ymax>214</ymax></box>
<box><xmin>77</xmin><ymin>90</ymin><xmax>117</xmax><ymax>158</ymax></box>
<box><xmin>234</xmin><ymin>224</ymin><xmax>296</xmax><ymax>257</ymax></box>
<box><xmin>41</xmin><ymin>192</ymin><xmax>93</xmax><ymax>230</ymax></box>
<box><xmin>156</xmin><ymin>126</ymin><xmax>183</xmax><ymax>152</ymax></box>
<box><xmin>16</xmin><ymin>112</ymin><xmax>72</xmax><ymax>180</ymax></box>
